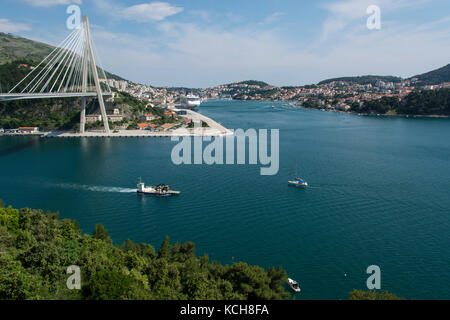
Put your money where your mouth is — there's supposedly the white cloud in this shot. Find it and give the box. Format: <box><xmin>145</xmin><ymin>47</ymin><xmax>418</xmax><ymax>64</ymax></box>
<box><xmin>320</xmin><ymin>0</ymin><xmax>429</xmax><ymax>39</ymax></box>
<box><xmin>123</xmin><ymin>2</ymin><xmax>183</xmax><ymax>22</ymax></box>
<box><xmin>258</xmin><ymin>12</ymin><xmax>286</xmax><ymax>25</ymax></box>
<box><xmin>0</xmin><ymin>18</ymin><xmax>31</xmax><ymax>33</ymax></box>
<box><xmin>19</xmin><ymin>0</ymin><xmax>82</xmax><ymax>7</ymax></box>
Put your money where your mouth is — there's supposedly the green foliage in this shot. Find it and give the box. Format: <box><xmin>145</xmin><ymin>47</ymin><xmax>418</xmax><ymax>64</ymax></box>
<box><xmin>355</xmin><ymin>96</ymin><xmax>400</xmax><ymax>114</ymax></box>
<box><xmin>398</xmin><ymin>88</ymin><xmax>450</xmax><ymax>115</ymax></box>
<box><xmin>158</xmin><ymin>235</ymin><xmax>172</xmax><ymax>259</ymax></box>
<box><xmin>114</xmin><ymin>92</ymin><xmax>147</xmax><ymax>114</ymax></box>
<box><xmin>0</xmin><ymin>206</ymin><xmax>20</xmax><ymax>232</ymax></box>
<box><xmin>0</xmin><ymin>203</ymin><xmax>289</xmax><ymax>300</ymax></box>
<box><xmin>351</xmin><ymin>89</ymin><xmax>450</xmax><ymax>115</ymax></box>
<box><xmin>302</xmin><ymin>99</ymin><xmax>321</xmax><ymax>109</ymax></box>
<box><xmin>83</xmin><ymin>270</ymin><xmax>134</xmax><ymax>300</ymax></box>
<box><xmin>349</xmin><ymin>289</ymin><xmax>405</xmax><ymax>300</ymax></box>
<box><xmin>92</xmin><ymin>224</ymin><xmax>112</xmax><ymax>243</ymax></box>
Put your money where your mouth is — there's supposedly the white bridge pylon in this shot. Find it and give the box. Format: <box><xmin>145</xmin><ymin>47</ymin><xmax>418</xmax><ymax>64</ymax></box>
<box><xmin>0</xmin><ymin>16</ymin><xmax>112</xmax><ymax>134</ymax></box>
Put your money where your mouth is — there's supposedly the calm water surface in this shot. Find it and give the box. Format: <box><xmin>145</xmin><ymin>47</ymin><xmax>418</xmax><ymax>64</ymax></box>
<box><xmin>1</xmin><ymin>100</ymin><xmax>449</xmax><ymax>299</ymax></box>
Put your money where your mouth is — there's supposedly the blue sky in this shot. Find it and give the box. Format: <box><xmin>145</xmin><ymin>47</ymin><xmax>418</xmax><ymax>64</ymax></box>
<box><xmin>1</xmin><ymin>0</ymin><xmax>449</xmax><ymax>87</ymax></box>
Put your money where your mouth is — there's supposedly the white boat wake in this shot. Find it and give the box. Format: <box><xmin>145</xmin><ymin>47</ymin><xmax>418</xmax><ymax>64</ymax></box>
<box><xmin>56</xmin><ymin>183</ymin><xmax>137</xmax><ymax>193</ymax></box>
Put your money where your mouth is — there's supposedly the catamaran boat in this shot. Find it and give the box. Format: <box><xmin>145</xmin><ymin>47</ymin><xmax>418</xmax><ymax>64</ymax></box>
<box><xmin>137</xmin><ymin>179</ymin><xmax>180</xmax><ymax>196</ymax></box>
<box><xmin>288</xmin><ymin>161</ymin><xmax>308</xmax><ymax>187</ymax></box>
<box><xmin>288</xmin><ymin>278</ymin><xmax>301</xmax><ymax>293</ymax></box>
<box><xmin>180</xmin><ymin>94</ymin><xmax>202</xmax><ymax>109</ymax></box>
<box><xmin>288</xmin><ymin>178</ymin><xmax>308</xmax><ymax>187</ymax></box>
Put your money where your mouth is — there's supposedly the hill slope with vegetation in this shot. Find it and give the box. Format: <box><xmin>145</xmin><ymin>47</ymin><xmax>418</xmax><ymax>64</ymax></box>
<box><xmin>318</xmin><ymin>75</ymin><xmax>402</xmax><ymax>86</ymax></box>
<box><xmin>0</xmin><ymin>32</ymin><xmax>53</xmax><ymax>65</ymax></box>
<box><xmin>0</xmin><ymin>32</ymin><xmax>125</xmax><ymax>82</ymax></box>
<box><xmin>0</xmin><ymin>201</ymin><xmax>289</xmax><ymax>300</ymax></box>
<box><xmin>410</xmin><ymin>64</ymin><xmax>450</xmax><ymax>85</ymax></box>
<box><xmin>351</xmin><ymin>88</ymin><xmax>450</xmax><ymax>116</ymax></box>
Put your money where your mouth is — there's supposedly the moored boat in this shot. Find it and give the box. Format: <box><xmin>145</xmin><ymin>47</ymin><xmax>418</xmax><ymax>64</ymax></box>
<box><xmin>288</xmin><ymin>278</ymin><xmax>301</xmax><ymax>293</ymax></box>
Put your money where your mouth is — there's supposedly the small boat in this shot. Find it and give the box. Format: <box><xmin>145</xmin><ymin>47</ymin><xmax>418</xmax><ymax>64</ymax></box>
<box><xmin>288</xmin><ymin>278</ymin><xmax>301</xmax><ymax>293</ymax></box>
<box><xmin>137</xmin><ymin>179</ymin><xmax>180</xmax><ymax>196</ymax></box>
<box><xmin>288</xmin><ymin>178</ymin><xmax>308</xmax><ymax>187</ymax></box>
<box><xmin>288</xmin><ymin>161</ymin><xmax>308</xmax><ymax>187</ymax></box>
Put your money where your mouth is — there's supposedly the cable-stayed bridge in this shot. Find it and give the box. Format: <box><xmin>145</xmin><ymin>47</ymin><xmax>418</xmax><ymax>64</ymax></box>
<box><xmin>0</xmin><ymin>16</ymin><xmax>113</xmax><ymax>134</ymax></box>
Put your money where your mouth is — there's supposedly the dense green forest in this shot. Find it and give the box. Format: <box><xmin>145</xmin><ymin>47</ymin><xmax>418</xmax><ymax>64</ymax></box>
<box><xmin>318</xmin><ymin>75</ymin><xmax>402</xmax><ymax>86</ymax></box>
<box><xmin>353</xmin><ymin>88</ymin><xmax>450</xmax><ymax>115</ymax></box>
<box><xmin>0</xmin><ymin>201</ymin><xmax>289</xmax><ymax>300</ymax></box>
<box><xmin>411</xmin><ymin>64</ymin><xmax>450</xmax><ymax>85</ymax></box>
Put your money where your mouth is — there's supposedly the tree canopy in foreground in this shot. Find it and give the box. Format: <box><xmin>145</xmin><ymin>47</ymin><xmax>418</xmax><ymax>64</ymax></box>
<box><xmin>0</xmin><ymin>202</ymin><xmax>289</xmax><ymax>300</ymax></box>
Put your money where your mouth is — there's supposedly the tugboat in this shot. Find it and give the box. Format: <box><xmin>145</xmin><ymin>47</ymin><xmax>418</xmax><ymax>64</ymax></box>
<box><xmin>288</xmin><ymin>161</ymin><xmax>308</xmax><ymax>187</ymax></box>
<box><xmin>137</xmin><ymin>179</ymin><xmax>180</xmax><ymax>196</ymax></box>
<box><xmin>287</xmin><ymin>278</ymin><xmax>301</xmax><ymax>293</ymax></box>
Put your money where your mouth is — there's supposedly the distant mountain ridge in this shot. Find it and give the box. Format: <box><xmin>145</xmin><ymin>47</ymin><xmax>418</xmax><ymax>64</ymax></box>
<box><xmin>318</xmin><ymin>75</ymin><xmax>402</xmax><ymax>86</ymax></box>
<box><xmin>235</xmin><ymin>80</ymin><xmax>270</xmax><ymax>87</ymax></box>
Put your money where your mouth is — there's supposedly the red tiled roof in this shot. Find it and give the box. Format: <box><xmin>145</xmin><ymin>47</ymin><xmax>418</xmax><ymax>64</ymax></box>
<box><xmin>138</xmin><ymin>123</ymin><xmax>156</xmax><ymax>128</ymax></box>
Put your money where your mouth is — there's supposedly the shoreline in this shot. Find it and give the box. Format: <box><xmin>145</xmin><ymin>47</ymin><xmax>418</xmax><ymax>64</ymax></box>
<box><xmin>285</xmin><ymin>102</ymin><xmax>450</xmax><ymax>119</ymax></box>
<box><xmin>0</xmin><ymin>109</ymin><xmax>234</xmax><ymax>138</ymax></box>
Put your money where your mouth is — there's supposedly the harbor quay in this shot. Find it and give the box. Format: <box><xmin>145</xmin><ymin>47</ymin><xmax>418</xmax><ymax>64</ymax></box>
<box><xmin>0</xmin><ymin>109</ymin><xmax>234</xmax><ymax>138</ymax></box>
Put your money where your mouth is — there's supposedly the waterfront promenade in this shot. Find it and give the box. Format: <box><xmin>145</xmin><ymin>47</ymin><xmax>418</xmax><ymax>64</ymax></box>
<box><xmin>41</xmin><ymin>109</ymin><xmax>233</xmax><ymax>138</ymax></box>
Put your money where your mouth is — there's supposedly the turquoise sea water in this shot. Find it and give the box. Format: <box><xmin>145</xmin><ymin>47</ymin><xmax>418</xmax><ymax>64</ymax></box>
<box><xmin>1</xmin><ymin>100</ymin><xmax>449</xmax><ymax>299</ymax></box>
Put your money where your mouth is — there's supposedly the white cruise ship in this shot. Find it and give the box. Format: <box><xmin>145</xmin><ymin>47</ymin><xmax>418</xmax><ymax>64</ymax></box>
<box><xmin>180</xmin><ymin>94</ymin><xmax>202</xmax><ymax>109</ymax></box>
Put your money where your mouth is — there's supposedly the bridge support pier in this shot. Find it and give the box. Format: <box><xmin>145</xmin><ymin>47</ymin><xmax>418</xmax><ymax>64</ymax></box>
<box><xmin>80</xmin><ymin>97</ymin><xmax>86</xmax><ymax>134</ymax></box>
<box><xmin>82</xmin><ymin>16</ymin><xmax>110</xmax><ymax>134</ymax></box>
